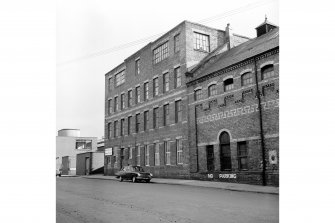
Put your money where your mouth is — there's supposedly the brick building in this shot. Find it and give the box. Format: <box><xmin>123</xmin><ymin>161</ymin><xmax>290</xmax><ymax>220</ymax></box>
<box><xmin>186</xmin><ymin>18</ymin><xmax>279</xmax><ymax>186</ymax></box>
<box><xmin>104</xmin><ymin>21</ymin><xmax>249</xmax><ymax>178</ymax></box>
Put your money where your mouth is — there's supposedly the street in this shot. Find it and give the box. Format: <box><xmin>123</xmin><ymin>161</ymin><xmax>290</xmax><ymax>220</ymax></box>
<box><xmin>56</xmin><ymin>177</ymin><xmax>278</xmax><ymax>223</ymax></box>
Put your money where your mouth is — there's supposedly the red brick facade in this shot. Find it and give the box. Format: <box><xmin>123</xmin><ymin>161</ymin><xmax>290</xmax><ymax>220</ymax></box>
<box><xmin>186</xmin><ymin>40</ymin><xmax>279</xmax><ymax>186</ymax></box>
<box><xmin>103</xmin><ymin>20</ymin><xmax>279</xmax><ymax>186</ymax></box>
<box><xmin>104</xmin><ymin>21</ymin><xmax>247</xmax><ymax>179</ymax></box>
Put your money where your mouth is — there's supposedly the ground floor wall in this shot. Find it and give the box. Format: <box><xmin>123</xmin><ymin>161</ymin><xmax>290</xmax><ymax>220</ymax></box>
<box><xmin>60</xmin><ymin>156</ymin><xmax>76</xmax><ymax>175</ymax></box>
<box><xmin>189</xmin><ymin>136</ymin><xmax>279</xmax><ymax>186</ymax></box>
<box><xmin>77</xmin><ymin>152</ymin><xmax>104</xmax><ymax>175</ymax></box>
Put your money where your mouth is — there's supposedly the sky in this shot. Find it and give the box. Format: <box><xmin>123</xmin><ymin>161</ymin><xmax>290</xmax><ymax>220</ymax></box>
<box><xmin>56</xmin><ymin>0</ymin><xmax>279</xmax><ymax>138</ymax></box>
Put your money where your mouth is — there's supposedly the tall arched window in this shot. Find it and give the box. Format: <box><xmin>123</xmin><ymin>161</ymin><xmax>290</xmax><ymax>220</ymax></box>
<box><xmin>261</xmin><ymin>64</ymin><xmax>275</xmax><ymax>80</ymax></box>
<box><xmin>219</xmin><ymin>131</ymin><xmax>231</xmax><ymax>170</ymax></box>
<box><xmin>223</xmin><ymin>78</ymin><xmax>234</xmax><ymax>92</ymax></box>
<box><xmin>194</xmin><ymin>89</ymin><xmax>202</xmax><ymax>101</ymax></box>
<box><xmin>241</xmin><ymin>72</ymin><xmax>253</xmax><ymax>86</ymax></box>
<box><xmin>208</xmin><ymin>84</ymin><xmax>217</xmax><ymax>97</ymax></box>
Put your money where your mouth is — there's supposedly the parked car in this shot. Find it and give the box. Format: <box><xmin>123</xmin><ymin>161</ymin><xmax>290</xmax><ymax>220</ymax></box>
<box><xmin>115</xmin><ymin>165</ymin><xmax>152</xmax><ymax>183</ymax></box>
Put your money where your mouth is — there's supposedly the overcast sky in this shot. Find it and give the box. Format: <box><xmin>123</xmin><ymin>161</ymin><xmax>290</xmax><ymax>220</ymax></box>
<box><xmin>56</xmin><ymin>0</ymin><xmax>279</xmax><ymax>138</ymax></box>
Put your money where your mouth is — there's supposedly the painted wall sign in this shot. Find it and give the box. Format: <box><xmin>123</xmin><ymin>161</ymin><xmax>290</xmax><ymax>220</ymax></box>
<box><xmin>207</xmin><ymin>173</ymin><xmax>237</xmax><ymax>179</ymax></box>
<box><xmin>105</xmin><ymin>148</ymin><xmax>113</xmax><ymax>156</ymax></box>
<box><xmin>269</xmin><ymin>150</ymin><xmax>278</xmax><ymax>164</ymax></box>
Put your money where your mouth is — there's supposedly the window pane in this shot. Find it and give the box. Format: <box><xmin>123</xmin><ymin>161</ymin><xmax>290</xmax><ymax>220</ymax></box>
<box><xmin>194</xmin><ymin>32</ymin><xmax>209</xmax><ymax>52</ymax></box>
<box><xmin>242</xmin><ymin>72</ymin><xmax>253</xmax><ymax>86</ymax></box>
<box><xmin>153</xmin><ymin>42</ymin><xmax>169</xmax><ymax>64</ymax></box>
<box><xmin>262</xmin><ymin>65</ymin><xmax>275</xmax><ymax>80</ymax></box>
<box><xmin>224</xmin><ymin>79</ymin><xmax>234</xmax><ymax>92</ymax></box>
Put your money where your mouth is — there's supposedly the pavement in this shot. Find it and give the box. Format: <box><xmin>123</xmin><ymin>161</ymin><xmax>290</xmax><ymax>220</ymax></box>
<box><xmin>66</xmin><ymin>174</ymin><xmax>279</xmax><ymax>195</ymax></box>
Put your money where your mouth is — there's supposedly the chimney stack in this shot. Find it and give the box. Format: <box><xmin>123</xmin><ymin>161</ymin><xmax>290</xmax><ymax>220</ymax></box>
<box><xmin>225</xmin><ymin>23</ymin><xmax>235</xmax><ymax>50</ymax></box>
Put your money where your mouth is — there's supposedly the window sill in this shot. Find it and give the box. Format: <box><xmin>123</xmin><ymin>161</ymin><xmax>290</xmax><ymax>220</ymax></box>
<box><xmin>194</xmin><ymin>49</ymin><xmax>209</xmax><ymax>53</ymax></box>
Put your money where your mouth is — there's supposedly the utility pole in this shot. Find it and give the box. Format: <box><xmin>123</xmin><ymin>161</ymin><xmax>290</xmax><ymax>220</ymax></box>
<box><xmin>254</xmin><ymin>58</ymin><xmax>267</xmax><ymax>186</ymax></box>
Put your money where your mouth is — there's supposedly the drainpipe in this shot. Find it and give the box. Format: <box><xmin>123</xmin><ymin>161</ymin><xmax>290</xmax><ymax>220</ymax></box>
<box><xmin>254</xmin><ymin>58</ymin><xmax>267</xmax><ymax>186</ymax></box>
<box><xmin>194</xmin><ymin>105</ymin><xmax>199</xmax><ymax>173</ymax></box>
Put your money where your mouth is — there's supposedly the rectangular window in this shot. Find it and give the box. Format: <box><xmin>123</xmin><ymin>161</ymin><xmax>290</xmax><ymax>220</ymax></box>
<box><xmin>114</xmin><ymin>96</ymin><xmax>118</xmax><ymax>112</ymax></box>
<box><xmin>174</xmin><ymin>67</ymin><xmax>181</xmax><ymax>88</ymax></box>
<box><xmin>163</xmin><ymin>104</ymin><xmax>169</xmax><ymax>126</ymax></box>
<box><xmin>206</xmin><ymin>145</ymin><xmax>214</xmax><ymax>171</ymax></box>
<box><xmin>163</xmin><ymin>72</ymin><xmax>169</xmax><ymax>93</ymax></box>
<box><xmin>194</xmin><ymin>32</ymin><xmax>210</xmax><ymax>52</ymax></box>
<box><xmin>108</xmin><ymin>99</ymin><xmax>112</xmax><ymax>114</ymax></box>
<box><xmin>108</xmin><ymin>123</ymin><xmax>112</xmax><ymax>139</ymax></box>
<box><xmin>135</xmin><ymin>113</ymin><xmax>140</xmax><ymax>133</ymax></box>
<box><xmin>164</xmin><ymin>141</ymin><xmax>170</xmax><ymax>165</ymax></box>
<box><xmin>135</xmin><ymin>86</ymin><xmax>140</xmax><ymax>104</ymax></box>
<box><xmin>75</xmin><ymin>140</ymin><xmax>92</xmax><ymax>150</ymax></box>
<box><xmin>129</xmin><ymin>147</ymin><xmax>132</xmax><ymax>159</ymax></box>
<box><xmin>176</xmin><ymin>139</ymin><xmax>183</xmax><ymax>164</ymax></box>
<box><xmin>135</xmin><ymin>59</ymin><xmax>140</xmax><ymax>75</ymax></box>
<box><xmin>153</xmin><ymin>77</ymin><xmax>159</xmax><ymax>97</ymax></box>
<box><xmin>115</xmin><ymin>70</ymin><xmax>125</xmax><ymax>86</ymax></box>
<box><xmin>237</xmin><ymin>141</ymin><xmax>248</xmax><ymax>170</ymax></box>
<box><xmin>120</xmin><ymin>93</ymin><xmax>125</xmax><ymax>110</ymax></box>
<box><xmin>145</xmin><ymin>145</ymin><xmax>149</xmax><ymax>166</ymax></box>
<box><xmin>175</xmin><ymin>100</ymin><xmax>182</xmax><ymax>123</ymax></box>
<box><xmin>153</xmin><ymin>41</ymin><xmax>169</xmax><ymax>64</ymax></box>
<box><xmin>108</xmin><ymin>78</ymin><xmax>113</xmax><ymax>91</ymax></box>
<box><xmin>127</xmin><ymin>116</ymin><xmax>132</xmax><ymax>135</ymax></box>
<box><xmin>120</xmin><ymin>119</ymin><xmax>124</xmax><ymax>136</ymax></box>
<box><xmin>114</xmin><ymin>120</ymin><xmax>118</xmax><ymax>138</ymax></box>
<box><xmin>155</xmin><ymin>143</ymin><xmax>160</xmax><ymax>166</ymax></box>
<box><xmin>137</xmin><ymin>146</ymin><xmax>141</xmax><ymax>165</ymax></box>
<box><xmin>144</xmin><ymin>82</ymin><xmax>149</xmax><ymax>101</ymax></box>
<box><xmin>128</xmin><ymin>90</ymin><xmax>132</xmax><ymax>107</ymax></box>
<box><xmin>153</xmin><ymin>107</ymin><xmax>158</xmax><ymax>129</ymax></box>
<box><xmin>174</xmin><ymin>34</ymin><xmax>180</xmax><ymax>53</ymax></box>
<box><xmin>144</xmin><ymin>111</ymin><xmax>149</xmax><ymax>131</ymax></box>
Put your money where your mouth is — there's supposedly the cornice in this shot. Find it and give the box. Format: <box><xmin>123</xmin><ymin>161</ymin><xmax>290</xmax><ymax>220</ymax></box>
<box><xmin>186</xmin><ymin>47</ymin><xmax>279</xmax><ymax>87</ymax></box>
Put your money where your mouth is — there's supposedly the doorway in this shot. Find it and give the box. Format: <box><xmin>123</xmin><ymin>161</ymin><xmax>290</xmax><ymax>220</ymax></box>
<box><xmin>85</xmin><ymin>157</ymin><xmax>90</xmax><ymax>175</ymax></box>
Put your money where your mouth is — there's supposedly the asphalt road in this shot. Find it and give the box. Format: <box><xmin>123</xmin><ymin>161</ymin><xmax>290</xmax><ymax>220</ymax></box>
<box><xmin>57</xmin><ymin>177</ymin><xmax>278</xmax><ymax>223</ymax></box>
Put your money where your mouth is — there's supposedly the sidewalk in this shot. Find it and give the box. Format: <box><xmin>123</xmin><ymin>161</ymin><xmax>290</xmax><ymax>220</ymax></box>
<box><xmin>80</xmin><ymin>174</ymin><xmax>279</xmax><ymax>195</ymax></box>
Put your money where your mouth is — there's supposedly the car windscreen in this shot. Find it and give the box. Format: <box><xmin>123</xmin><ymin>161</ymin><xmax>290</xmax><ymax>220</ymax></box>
<box><xmin>133</xmin><ymin>166</ymin><xmax>144</xmax><ymax>172</ymax></box>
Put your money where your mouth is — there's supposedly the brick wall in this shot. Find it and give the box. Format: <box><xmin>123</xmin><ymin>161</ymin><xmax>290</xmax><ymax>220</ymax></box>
<box><xmin>104</xmin><ymin>21</ymin><xmax>227</xmax><ymax>179</ymax></box>
<box><xmin>187</xmin><ymin>50</ymin><xmax>279</xmax><ymax>186</ymax></box>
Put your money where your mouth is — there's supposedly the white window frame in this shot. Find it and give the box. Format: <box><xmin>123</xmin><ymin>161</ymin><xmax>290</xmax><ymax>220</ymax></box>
<box><xmin>115</xmin><ymin>70</ymin><xmax>125</xmax><ymax>86</ymax></box>
<box><xmin>145</xmin><ymin>145</ymin><xmax>149</xmax><ymax>166</ymax></box>
<box><xmin>177</xmin><ymin>139</ymin><xmax>183</xmax><ymax>164</ymax></box>
<box><xmin>129</xmin><ymin>147</ymin><xmax>133</xmax><ymax>159</ymax></box>
<box><xmin>165</xmin><ymin>141</ymin><xmax>170</xmax><ymax>165</ymax></box>
<box><xmin>155</xmin><ymin>143</ymin><xmax>160</xmax><ymax>166</ymax></box>
<box><xmin>137</xmin><ymin>146</ymin><xmax>141</xmax><ymax>165</ymax></box>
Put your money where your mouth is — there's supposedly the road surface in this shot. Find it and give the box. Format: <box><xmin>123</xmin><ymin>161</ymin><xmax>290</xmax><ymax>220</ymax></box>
<box><xmin>57</xmin><ymin>177</ymin><xmax>278</xmax><ymax>223</ymax></box>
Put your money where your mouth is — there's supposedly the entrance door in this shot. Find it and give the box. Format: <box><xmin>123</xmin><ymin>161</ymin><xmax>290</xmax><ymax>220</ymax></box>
<box><xmin>220</xmin><ymin>132</ymin><xmax>232</xmax><ymax>170</ymax></box>
<box><xmin>85</xmin><ymin>157</ymin><xmax>90</xmax><ymax>175</ymax></box>
<box><xmin>62</xmin><ymin>156</ymin><xmax>69</xmax><ymax>175</ymax></box>
<box><xmin>206</xmin><ymin>145</ymin><xmax>214</xmax><ymax>171</ymax></box>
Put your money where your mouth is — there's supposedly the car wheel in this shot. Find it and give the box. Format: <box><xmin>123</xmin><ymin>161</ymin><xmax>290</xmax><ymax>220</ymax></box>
<box><xmin>146</xmin><ymin>179</ymin><xmax>150</xmax><ymax>183</ymax></box>
<box><xmin>132</xmin><ymin>176</ymin><xmax>137</xmax><ymax>183</ymax></box>
<box><xmin>119</xmin><ymin>177</ymin><xmax>123</xmax><ymax>182</ymax></box>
